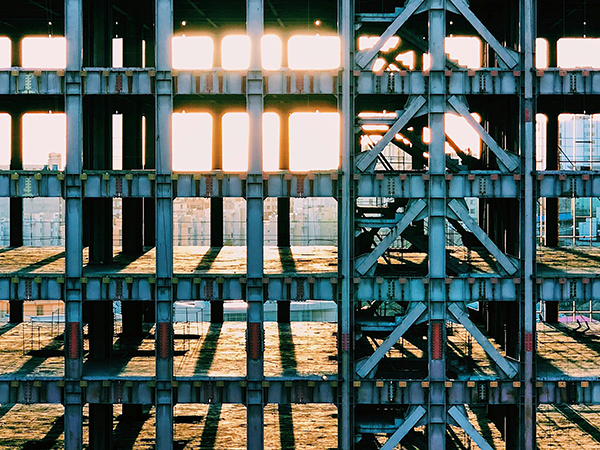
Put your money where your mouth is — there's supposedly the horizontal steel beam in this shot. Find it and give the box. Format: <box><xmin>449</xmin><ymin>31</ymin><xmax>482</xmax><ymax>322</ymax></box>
<box><xmin>4</xmin><ymin>274</ymin><xmax>600</xmax><ymax>303</ymax></box>
<box><xmin>3</xmin><ymin>69</ymin><xmax>600</xmax><ymax>96</ymax></box>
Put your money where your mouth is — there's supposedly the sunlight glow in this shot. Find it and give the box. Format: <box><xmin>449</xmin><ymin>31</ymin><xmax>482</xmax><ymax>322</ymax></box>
<box><xmin>172</xmin><ymin>36</ymin><xmax>213</xmax><ymax>70</ymax></box>
<box><xmin>557</xmin><ymin>38</ymin><xmax>600</xmax><ymax>69</ymax></box>
<box><xmin>23</xmin><ymin>113</ymin><xmax>66</xmax><ymax>169</ymax></box>
<box><xmin>535</xmin><ymin>38</ymin><xmax>549</xmax><ymax>69</ymax></box>
<box><xmin>0</xmin><ymin>114</ymin><xmax>9</xmax><ymax>167</ymax></box>
<box><xmin>362</xmin><ymin>124</ymin><xmax>389</xmax><ymax>132</ymax></box>
<box><xmin>445</xmin><ymin>36</ymin><xmax>481</xmax><ymax>69</ymax></box>
<box><xmin>262</xmin><ymin>112</ymin><xmax>280</xmax><ymax>171</ymax></box>
<box><xmin>172</xmin><ymin>112</ymin><xmax>212</xmax><ymax>171</ymax></box>
<box><xmin>289</xmin><ymin>112</ymin><xmax>340</xmax><ymax>171</ymax></box>
<box><xmin>422</xmin><ymin>127</ymin><xmax>431</xmax><ymax>144</ymax></box>
<box><xmin>288</xmin><ymin>36</ymin><xmax>341</xmax><ymax>70</ymax></box>
<box><xmin>395</xmin><ymin>51</ymin><xmax>415</xmax><ymax>70</ymax></box>
<box><xmin>372</xmin><ymin>58</ymin><xmax>386</xmax><ymax>72</ymax></box>
<box><xmin>112</xmin><ymin>38</ymin><xmax>123</xmax><ymax>68</ymax></box>
<box><xmin>358</xmin><ymin>36</ymin><xmax>400</xmax><ymax>52</ymax></box>
<box><xmin>113</xmin><ymin>114</ymin><xmax>123</xmax><ymax>170</ymax></box>
<box><xmin>445</xmin><ymin>113</ymin><xmax>481</xmax><ymax>158</ymax></box>
<box><xmin>222</xmin><ymin>113</ymin><xmax>249</xmax><ymax>172</ymax></box>
<box><xmin>423</xmin><ymin>53</ymin><xmax>431</xmax><ymax>71</ymax></box>
<box><xmin>22</xmin><ymin>37</ymin><xmax>66</xmax><ymax>69</ymax></box>
<box><xmin>261</xmin><ymin>35</ymin><xmax>282</xmax><ymax>70</ymax></box>
<box><xmin>222</xmin><ymin>35</ymin><xmax>251</xmax><ymax>70</ymax></box>
<box><xmin>0</xmin><ymin>38</ymin><xmax>10</xmax><ymax>68</ymax></box>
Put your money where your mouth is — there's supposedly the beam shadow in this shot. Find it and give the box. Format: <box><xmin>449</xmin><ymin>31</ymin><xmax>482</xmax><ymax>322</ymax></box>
<box><xmin>195</xmin><ymin>247</ymin><xmax>222</xmax><ymax>272</ymax></box>
<box><xmin>21</xmin><ymin>414</ymin><xmax>64</xmax><ymax>450</ymax></box>
<box><xmin>278</xmin><ymin>404</ymin><xmax>295</xmax><ymax>450</ymax></box>
<box><xmin>278</xmin><ymin>247</ymin><xmax>297</xmax><ymax>274</ymax></box>
<box><xmin>557</xmin><ymin>405</ymin><xmax>600</xmax><ymax>445</ymax></box>
<box><xmin>15</xmin><ymin>250</ymin><xmax>65</xmax><ymax>274</ymax></box>
<box><xmin>113</xmin><ymin>405</ymin><xmax>152</xmax><ymax>450</ymax></box>
<box><xmin>278</xmin><ymin>323</ymin><xmax>298</xmax><ymax>376</ymax></box>
<box><xmin>199</xmin><ymin>404</ymin><xmax>221</xmax><ymax>450</ymax></box>
<box><xmin>194</xmin><ymin>324</ymin><xmax>222</xmax><ymax>375</ymax></box>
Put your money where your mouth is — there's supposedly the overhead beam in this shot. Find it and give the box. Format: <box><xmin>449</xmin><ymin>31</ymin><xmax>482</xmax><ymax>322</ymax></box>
<box><xmin>356</xmin><ymin>303</ymin><xmax>427</xmax><ymax>378</ymax></box>
<box><xmin>380</xmin><ymin>406</ymin><xmax>427</xmax><ymax>450</ymax></box>
<box><xmin>448</xmin><ymin>303</ymin><xmax>519</xmax><ymax>379</ymax></box>
<box><xmin>448</xmin><ymin>406</ymin><xmax>494</xmax><ymax>450</ymax></box>
<box><xmin>356</xmin><ymin>96</ymin><xmax>427</xmax><ymax>172</ymax></box>
<box><xmin>448</xmin><ymin>96</ymin><xmax>519</xmax><ymax>173</ymax></box>
<box><xmin>448</xmin><ymin>199</ymin><xmax>519</xmax><ymax>276</ymax></box>
<box><xmin>448</xmin><ymin>0</ymin><xmax>519</xmax><ymax>69</ymax></box>
<box><xmin>355</xmin><ymin>0</ymin><xmax>426</xmax><ymax>69</ymax></box>
<box><xmin>355</xmin><ymin>199</ymin><xmax>427</xmax><ymax>276</ymax></box>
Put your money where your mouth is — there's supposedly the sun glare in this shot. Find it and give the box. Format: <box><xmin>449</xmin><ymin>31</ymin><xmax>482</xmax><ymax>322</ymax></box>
<box><xmin>535</xmin><ymin>38</ymin><xmax>549</xmax><ymax>69</ymax></box>
<box><xmin>261</xmin><ymin>35</ymin><xmax>282</xmax><ymax>71</ymax></box>
<box><xmin>22</xmin><ymin>113</ymin><xmax>66</xmax><ymax>169</ymax></box>
<box><xmin>222</xmin><ymin>113</ymin><xmax>249</xmax><ymax>172</ymax></box>
<box><xmin>557</xmin><ymin>38</ymin><xmax>600</xmax><ymax>69</ymax></box>
<box><xmin>0</xmin><ymin>37</ymin><xmax>10</xmax><ymax>68</ymax></box>
<box><xmin>112</xmin><ymin>38</ymin><xmax>123</xmax><ymax>68</ymax></box>
<box><xmin>263</xmin><ymin>112</ymin><xmax>280</xmax><ymax>171</ymax></box>
<box><xmin>172</xmin><ymin>36</ymin><xmax>213</xmax><ymax>70</ymax></box>
<box><xmin>288</xmin><ymin>36</ymin><xmax>341</xmax><ymax>70</ymax></box>
<box><xmin>445</xmin><ymin>113</ymin><xmax>481</xmax><ymax>158</ymax></box>
<box><xmin>222</xmin><ymin>35</ymin><xmax>251</xmax><ymax>70</ymax></box>
<box><xmin>445</xmin><ymin>37</ymin><xmax>481</xmax><ymax>69</ymax></box>
<box><xmin>172</xmin><ymin>112</ymin><xmax>212</xmax><ymax>171</ymax></box>
<box><xmin>0</xmin><ymin>114</ymin><xmax>9</xmax><ymax>167</ymax></box>
<box><xmin>22</xmin><ymin>37</ymin><xmax>66</xmax><ymax>69</ymax></box>
<box><xmin>289</xmin><ymin>112</ymin><xmax>340</xmax><ymax>171</ymax></box>
<box><xmin>358</xmin><ymin>36</ymin><xmax>400</xmax><ymax>52</ymax></box>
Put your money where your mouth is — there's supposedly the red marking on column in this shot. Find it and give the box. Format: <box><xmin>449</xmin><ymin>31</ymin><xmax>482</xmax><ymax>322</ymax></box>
<box><xmin>67</xmin><ymin>322</ymin><xmax>80</xmax><ymax>359</ymax></box>
<box><xmin>248</xmin><ymin>322</ymin><xmax>262</xmax><ymax>360</ymax></box>
<box><xmin>341</xmin><ymin>332</ymin><xmax>350</xmax><ymax>351</ymax></box>
<box><xmin>432</xmin><ymin>322</ymin><xmax>443</xmax><ymax>360</ymax></box>
<box><xmin>158</xmin><ymin>322</ymin><xmax>171</xmax><ymax>359</ymax></box>
<box><xmin>525</xmin><ymin>332</ymin><xmax>533</xmax><ymax>352</ymax></box>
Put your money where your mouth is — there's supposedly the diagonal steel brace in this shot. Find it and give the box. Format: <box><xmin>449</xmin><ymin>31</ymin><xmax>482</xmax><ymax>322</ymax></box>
<box><xmin>355</xmin><ymin>0</ymin><xmax>427</xmax><ymax>69</ymax></box>
<box><xmin>355</xmin><ymin>199</ymin><xmax>427</xmax><ymax>276</ymax></box>
<box><xmin>356</xmin><ymin>96</ymin><xmax>427</xmax><ymax>172</ymax></box>
<box><xmin>448</xmin><ymin>303</ymin><xmax>519</xmax><ymax>379</ymax></box>
<box><xmin>448</xmin><ymin>405</ymin><xmax>494</xmax><ymax>450</ymax></box>
<box><xmin>448</xmin><ymin>199</ymin><xmax>519</xmax><ymax>276</ymax></box>
<box><xmin>448</xmin><ymin>0</ymin><xmax>519</xmax><ymax>69</ymax></box>
<box><xmin>448</xmin><ymin>96</ymin><xmax>520</xmax><ymax>173</ymax></box>
<box><xmin>380</xmin><ymin>405</ymin><xmax>427</xmax><ymax>450</ymax></box>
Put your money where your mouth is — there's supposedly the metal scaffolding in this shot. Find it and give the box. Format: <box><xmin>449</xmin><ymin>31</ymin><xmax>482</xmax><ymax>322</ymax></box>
<box><xmin>2</xmin><ymin>0</ymin><xmax>600</xmax><ymax>448</ymax></box>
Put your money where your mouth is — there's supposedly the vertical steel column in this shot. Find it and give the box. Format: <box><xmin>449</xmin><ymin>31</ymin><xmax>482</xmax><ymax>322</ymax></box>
<box><xmin>428</xmin><ymin>1</ymin><xmax>447</xmax><ymax>447</ymax></box>
<box><xmin>338</xmin><ymin>0</ymin><xmax>354</xmax><ymax>448</ymax></box>
<box><xmin>246</xmin><ymin>0</ymin><xmax>265</xmax><ymax>448</ymax></box>
<box><xmin>522</xmin><ymin>0</ymin><xmax>536</xmax><ymax>448</ymax></box>
<box><xmin>9</xmin><ymin>107</ymin><xmax>24</xmax><ymax>323</ymax></box>
<box><xmin>155</xmin><ymin>0</ymin><xmax>174</xmax><ymax>448</ymax></box>
<box><xmin>64</xmin><ymin>1</ymin><xmax>84</xmax><ymax>449</ymax></box>
<box><xmin>211</xmin><ymin>107</ymin><xmax>224</xmax><ymax>323</ymax></box>
<box><xmin>277</xmin><ymin>108</ymin><xmax>291</xmax><ymax>323</ymax></box>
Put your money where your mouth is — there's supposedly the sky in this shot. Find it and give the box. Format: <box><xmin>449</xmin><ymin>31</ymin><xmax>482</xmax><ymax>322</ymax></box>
<box><xmin>0</xmin><ymin>35</ymin><xmax>597</xmax><ymax>171</ymax></box>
